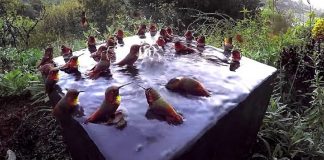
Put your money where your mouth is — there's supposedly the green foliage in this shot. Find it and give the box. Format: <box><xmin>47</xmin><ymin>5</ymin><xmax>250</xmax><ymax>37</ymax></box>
<box><xmin>0</xmin><ymin>69</ymin><xmax>39</xmax><ymax>97</ymax></box>
<box><xmin>0</xmin><ymin>48</ymin><xmax>42</xmax><ymax>73</ymax></box>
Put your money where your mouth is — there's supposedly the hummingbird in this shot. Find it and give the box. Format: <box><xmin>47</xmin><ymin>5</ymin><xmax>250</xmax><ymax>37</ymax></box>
<box><xmin>37</xmin><ymin>47</ymin><xmax>54</xmax><ymax>68</ymax></box>
<box><xmin>184</xmin><ymin>30</ymin><xmax>194</xmax><ymax>43</ymax></box>
<box><xmin>106</xmin><ymin>36</ymin><xmax>117</xmax><ymax>49</ymax></box>
<box><xmin>61</xmin><ymin>45</ymin><xmax>73</xmax><ymax>62</ymax></box>
<box><xmin>166</xmin><ymin>77</ymin><xmax>210</xmax><ymax>97</ymax></box>
<box><xmin>196</xmin><ymin>35</ymin><xmax>206</xmax><ymax>48</ymax></box>
<box><xmin>174</xmin><ymin>41</ymin><xmax>195</xmax><ymax>54</ymax></box>
<box><xmin>149</xmin><ymin>23</ymin><xmax>158</xmax><ymax>37</ymax></box>
<box><xmin>38</xmin><ymin>63</ymin><xmax>55</xmax><ymax>78</ymax></box>
<box><xmin>231</xmin><ymin>50</ymin><xmax>241</xmax><ymax>62</ymax></box>
<box><xmin>87</xmin><ymin>51</ymin><xmax>110</xmax><ymax>80</ymax></box>
<box><xmin>156</xmin><ymin>36</ymin><xmax>166</xmax><ymax>50</ymax></box>
<box><xmin>45</xmin><ymin>68</ymin><xmax>59</xmax><ymax>93</ymax></box>
<box><xmin>85</xmin><ymin>83</ymin><xmax>132</xmax><ymax>123</ymax></box>
<box><xmin>115</xmin><ymin>29</ymin><xmax>124</xmax><ymax>45</ymax></box>
<box><xmin>87</xmin><ymin>36</ymin><xmax>97</xmax><ymax>53</ymax></box>
<box><xmin>115</xmin><ymin>44</ymin><xmax>143</xmax><ymax>67</ymax></box>
<box><xmin>160</xmin><ymin>28</ymin><xmax>172</xmax><ymax>42</ymax></box>
<box><xmin>53</xmin><ymin>89</ymin><xmax>84</xmax><ymax>121</ymax></box>
<box><xmin>80</xmin><ymin>11</ymin><xmax>88</xmax><ymax>28</ymax></box>
<box><xmin>59</xmin><ymin>54</ymin><xmax>83</xmax><ymax>80</ymax></box>
<box><xmin>137</xmin><ymin>24</ymin><xmax>147</xmax><ymax>39</ymax></box>
<box><xmin>138</xmin><ymin>85</ymin><xmax>183</xmax><ymax>125</ymax></box>
<box><xmin>166</xmin><ymin>26</ymin><xmax>173</xmax><ymax>37</ymax></box>
<box><xmin>91</xmin><ymin>46</ymin><xmax>107</xmax><ymax>62</ymax></box>
<box><xmin>223</xmin><ymin>37</ymin><xmax>233</xmax><ymax>57</ymax></box>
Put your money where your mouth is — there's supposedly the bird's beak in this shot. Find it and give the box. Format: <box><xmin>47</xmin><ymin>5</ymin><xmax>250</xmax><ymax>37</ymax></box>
<box><xmin>78</xmin><ymin>91</ymin><xmax>85</xmax><ymax>93</ymax></box>
<box><xmin>136</xmin><ymin>84</ymin><xmax>147</xmax><ymax>90</ymax></box>
<box><xmin>118</xmin><ymin>82</ymin><xmax>133</xmax><ymax>89</ymax></box>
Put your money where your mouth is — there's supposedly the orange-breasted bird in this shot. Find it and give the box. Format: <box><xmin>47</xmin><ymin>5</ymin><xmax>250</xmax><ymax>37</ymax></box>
<box><xmin>196</xmin><ymin>35</ymin><xmax>206</xmax><ymax>48</ymax></box>
<box><xmin>138</xmin><ymin>85</ymin><xmax>183</xmax><ymax>125</ymax></box>
<box><xmin>106</xmin><ymin>36</ymin><xmax>117</xmax><ymax>49</ymax></box>
<box><xmin>174</xmin><ymin>41</ymin><xmax>195</xmax><ymax>54</ymax></box>
<box><xmin>149</xmin><ymin>23</ymin><xmax>158</xmax><ymax>37</ymax></box>
<box><xmin>61</xmin><ymin>45</ymin><xmax>73</xmax><ymax>62</ymax></box>
<box><xmin>80</xmin><ymin>11</ymin><xmax>88</xmax><ymax>28</ymax></box>
<box><xmin>85</xmin><ymin>83</ymin><xmax>132</xmax><ymax>123</ymax></box>
<box><xmin>91</xmin><ymin>46</ymin><xmax>107</xmax><ymax>62</ymax></box>
<box><xmin>87</xmin><ymin>51</ymin><xmax>110</xmax><ymax>80</ymax></box>
<box><xmin>160</xmin><ymin>28</ymin><xmax>172</xmax><ymax>42</ymax></box>
<box><xmin>45</xmin><ymin>68</ymin><xmax>59</xmax><ymax>93</ymax></box>
<box><xmin>166</xmin><ymin>77</ymin><xmax>210</xmax><ymax>97</ymax></box>
<box><xmin>156</xmin><ymin>36</ymin><xmax>166</xmax><ymax>50</ymax></box>
<box><xmin>231</xmin><ymin>50</ymin><xmax>241</xmax><ymax>62</ymax></box>
<box><xmin>115</xmin><ymin>29</ymin><xmax>124</xmax><ymax>45</ymax></box>
<box><xmin>53</xmin><ymin>89</ymin><xmax>84</xmax><ymax>121</ymax></box>
<box><xmin>166</xmin><ymin>27</ymin><xmax>173</xmax><ymax>36</ymax></box>
<box><xmin>116</xmin><ymin>44</ymin><xmax>142</xmax><ymax>67</ymax></box>
<box><xmin>137</xmin><ymin>24</ymin><xmax>147</xmax><ymax>39</ymax></box>
<box><xmin>184</xmin><ymin>30</ymin><xmax>194</xmax><ymax>43</ymax></box>
<box><xmin>87</xmin><ymin>36</ymin><xmax>97</xmax><ymax>53</ymax></box>
<box><xmin>37</xmin><ymin>47</ymin><xmax>54</xmax><ymax>68</ymax></box>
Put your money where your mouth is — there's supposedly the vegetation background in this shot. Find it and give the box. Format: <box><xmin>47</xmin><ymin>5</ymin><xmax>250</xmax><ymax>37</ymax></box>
<box><xmin>0</xmin><ymin>0</ymin><xmax>323</xmax><ymax>159</ymax></box>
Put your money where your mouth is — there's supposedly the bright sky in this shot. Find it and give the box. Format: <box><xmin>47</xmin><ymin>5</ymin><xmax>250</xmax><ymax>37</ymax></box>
<box><xmin>292</xmin><ymin>0</ymin><xmax>324</xmax><ymax>10</ymax></box>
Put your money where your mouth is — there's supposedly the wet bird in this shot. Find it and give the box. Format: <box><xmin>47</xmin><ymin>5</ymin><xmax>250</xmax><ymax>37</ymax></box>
<box><xmin>156</xmin><ymin>36</ymin><xmax>166</xmax><ymax>50</ymax></box>
<box><xmin>85</xmin><ymin>83</ymin><xmax>132</xmax><ymax>123</ymax></box>
<box><xmin>106</xmin><ymin>36</ymin><xmax>117</xmax><ymax>49</ymax></box>
<box><xmin>116</xmin><ymin>44</ymin><xmax>143</xmax><ymax>67</ymax></box>
<box><xmin>223</xmin><ymin>37</ymin><xmax>233</xmax><ymax>57</ymax></box>
<box><xmin>53</xmin><ymin>89</ymin><xmax>84</xmax><ymax>121</ymax></box>
<box><xmin>87</xmin><ymin>36</ymin><xmax>97</xmax><ymax>53</ymax></box>
<box><xmin>138</xmin><ymin>85</ymin><xmax>183</xmax><ymax>125</ymax></box>
<box><xmin>38</xmin><ymin>63</ymin><xmax>55</xmax><ymax>78</ymax></box>
<box><xmin>160</xmin><ymin>28</ymin><xmax>172</xmax><ymax>42</ymax></box>
<box><xmin>45</xmin><ymin>68</ymin><xmax>59</xmax><ymax>93</ymax></box>
<box><xmin>91</xmin><ymin>46</ymin><xmax>107</xmax><ymax>62</ymax></box>
<box><xmin>174</xmin><ymin>41</ymin><xmax>195</xmax><ymax>54</ymax></box>
<box><xmin>37</xmin><ymin>47</ymin><xmax>54</xmax><ymax>68</ymax></box>
<box><xmin>80</xmin><ymin>11</ymin><xmax>88</xmax><ymax>28</ymax></box>
<box><xmin>149</xmin><ymin>23</ymin><xmax>158</xmax><ymax>37</ymax></box>
<box><xmin>231</xmin><ymin>50</ymin><xmax>241</xmax><ymax>62</ymax></box>
<box><xmin>87</xmin><ymin>51</ymin><xmax>110</xmax><ymax>80</ymax></box>
<box><xmin>166</xmin><ymin>26</ymin><xmax>173</xmax><ymax>37</ymax></box>
<box><xmin>59</xmin><ymin>54</ymin><xmax>83</xmax><ymax>75</ymax></box>
<box><xmin>137</xmin><ymin>24</ymin><xmax>147</xmax><ymax>38</ymax></box>
<box><xmin>61</xmin><ymin>45</ymin><xmax>73</xmax><ymax>62</ymax></box>
<box><xmin>166</xmin><ymin>77</ymin><xmax>210</xmax><ymax>97</ymax></box>
<box><xmin>196</xmin><ymin>35</ymin><xmax>206</xmax><ymax>48</ymax></box>
<box><xmin>184</xmin><ymin>30</ymin><xmax>194</xmax><ymax>43</ymax></box>
<box><xmin>115</xmin><ymin>29</ymin><xmax>124</xmax><ymax>45</ymax></box>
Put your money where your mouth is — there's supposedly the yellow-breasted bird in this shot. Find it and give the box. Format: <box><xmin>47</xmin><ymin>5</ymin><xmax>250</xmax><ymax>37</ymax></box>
<box><xmin>53</xmin><ymin>89</ymin><xmax>84</xmax><ymax>121</ymax></box>
<box><xmin>138</xmin><ymin>85</ymin><xmax>183</xmax><ymax>125</ymax></box>
<box><xmin>85</xmin><ymin>83</ymin><xmax>132</xmax><ymax>123</ymax></box>
<box><xmin>45</xmin><ymin>68</ymin><xmax>59</xmax><ymax>93</ymax></box>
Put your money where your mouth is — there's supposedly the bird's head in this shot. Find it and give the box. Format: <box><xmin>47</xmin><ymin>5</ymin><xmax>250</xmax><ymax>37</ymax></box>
<box><xmin>166</xmin><ymin>77</ymin><xmax>182</xmax><ymax>90</ymax></box>
<box><xmin>65</xmin><ymin>89</ymin><xmax>84</xmax><ymax>106</ymax></box>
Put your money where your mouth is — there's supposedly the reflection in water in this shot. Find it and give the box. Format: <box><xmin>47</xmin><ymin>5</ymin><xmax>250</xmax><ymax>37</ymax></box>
<box><xmin>117</xmin><ymin>66</ymin><xmax>139</xmax><ymax>77</ymax></box>
<box><xmin>230</xmin><ymin>61</ymin><xmax>240</xmax><ymax>71</ymax></box>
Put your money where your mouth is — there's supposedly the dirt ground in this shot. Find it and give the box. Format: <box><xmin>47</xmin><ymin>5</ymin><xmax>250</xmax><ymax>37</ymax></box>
<box><xmin>0</xmin><ymin>96</ymin><xmax>71</xmax><ymax>160</ymax></box>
